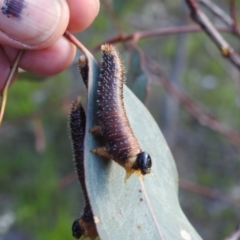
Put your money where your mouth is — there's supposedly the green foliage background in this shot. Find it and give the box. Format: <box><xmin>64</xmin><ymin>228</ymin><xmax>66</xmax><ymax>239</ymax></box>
<box><xmin>1</xmin><ymin>0</ymin><xmax>240</xmax><ymax>239</ymax></box>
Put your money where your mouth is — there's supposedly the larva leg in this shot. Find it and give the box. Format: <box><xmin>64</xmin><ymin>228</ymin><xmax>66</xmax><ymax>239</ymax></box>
<box><xmin>91</xmin><ymin>147</ymin><xmax>111</xmax><ymax>158</ymax></box>
<box><xmin>124</xmin><ymin>170</ymin><xmax>143</xmax><ymax>182</ymax></box>
<box><xmin>124</xmin><ymin>170</ymin><xmax>135</xmax><ymax>182</ymax></box>
<box><xmin>89</xmin><ymin>125</ymin><xmax>103</xmax><ymax>135</ymax></box>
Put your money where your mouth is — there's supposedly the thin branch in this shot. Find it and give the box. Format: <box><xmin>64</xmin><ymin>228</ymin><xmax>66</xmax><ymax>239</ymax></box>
<box><xmin>92</xmin><ymin>25</ymin><xmax>231</xmax><ymax>52</ymax></box>
<box><xmin>144</xmin><ymin>54</ymin><xmax>240</xmax><ymax>149</ymax></box>
<box><xmin>64</xmin><ymin>31</ymin><xmax>91</xmax><ymax>54</ymax></box>
<box><xmin>198</xmin><ymin>0</ymin><xmax>240</xmax><ymax>36</ymax></box>
<box><xmin>225</xmin><ymin>223</ymin><xmax>240</xmax><ymax>240</ymax></box>
<box><xmin>101</xmin><ymin>0</ymin><xmax>122</xmax><ymax>31</ymax></box>
<box><xmin>32</xmin><ymin>116</ymin><xmax>45</xmax><ymax>153</ymax></box>
<box><xmin>230</xmin><ymin>0</ymin><xmax>238</xmax><ymax>32</ymax></box>
<box><xmin>179</xmin><ymin>178</ymin><xmax>240</xmax><ymax>209</ymax></box>
<box><xmin>0</xmin><ymin>50</ymin><xmax>24</xmax><ymax>125</ymax></box>
<box><xmin>197</xmin><ymin>0</ymin><xmax>233</xmax><ymax>27</ymax></box>
<box><xmin>58</xmin><ymin>172</ymin><xmax>76</xmax><ymax>188</ymax></box>
<box><xmin>185</xmin><ymin>0</ymin><xmax>240</xmax><ymax>71</ymax></box>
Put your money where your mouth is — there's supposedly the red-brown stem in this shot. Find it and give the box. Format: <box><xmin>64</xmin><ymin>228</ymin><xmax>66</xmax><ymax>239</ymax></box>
<box><xmin>64</xmin><ymin>31</ymin><xmax>87</xmax><ymax>51</ymax></box>
<box><xmin>179</xmin><ymin>178</ymin><xmax>240</xmax><ymax>208</ymax></box>
<box><xmin>185</xmin><ymin>0</ymin><xmax>240</xmax><ymax>70</ymax></box>
<box><xmin>230</xmin><ymin>0</ymin><xmax>238</xmax><ymax>32</ymax></box>
<box><xmin>92</xmin><ymin>25</ymin><xmax>231</xmax><ymax>52</ymax></box>
<box><xmin>143</xmin><ymin>54</ymin><xmax>240</xmax><ymax>149</ymax></box>
<box><xmin>198</xmin><ymin>0</ymin><xmax>233</xmax><ymax>27</ymax></box>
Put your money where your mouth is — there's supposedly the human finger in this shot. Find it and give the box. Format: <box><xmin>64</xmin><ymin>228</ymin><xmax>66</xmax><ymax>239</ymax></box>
<box><xmin>0</xmin><ymin>0</ymin><xmax>69</xmax><ymax>49</ymax></box>
<box><xmin>0</xmin><ymin>46</ymin><xmax>12</xmax><ymax>91</ymax></box>
<box><xmin>2</xmin><ymin>36</ymin><xmax>75</xmax><ymax>80</ymax></box>
<box><xmin>66</xmin><ymin>0</ymin><xmax>100</xmax><ymax>32</ymax></box>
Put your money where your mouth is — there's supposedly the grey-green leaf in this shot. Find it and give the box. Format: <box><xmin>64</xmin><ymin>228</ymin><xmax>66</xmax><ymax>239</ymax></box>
<box><xmin>79</xmin><ymin>45</ymin><xmax>202</xmax><ymax>240</ymax></box>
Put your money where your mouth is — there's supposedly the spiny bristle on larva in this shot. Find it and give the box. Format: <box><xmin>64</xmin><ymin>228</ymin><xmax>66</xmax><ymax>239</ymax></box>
<box><xmin>101</xmin><ymin>44</ymin><xmax>120</xmax><ymax>61</ymax></box>
<box><xmin>78</xmin><ymin>55</ymin><xmax>88</xmax><ymax>67</ymax></box>
<box><xmin>78</xmin><ymin>56</ymin><xmax>89</xmax><ymax>89</ymax></box>
<box><xmin>69</xmin><ymin>96</ymin><xmax>85</xmax><ymax>172</ymax></box>
<box><xmin>101</xmin><ymin>44</ymin><xmax>126</xmax><ymax>81</ymax></box>
<box><xmin>101</xmin><ymin>43</ymin><xmax>115</xmax><ymax>52</ymax></box>
<box><xmin>71</xmin><ymin>96</ymin><xmax>82</xmax><ymax>112</ymax></box>
<box><xmin>68</xmin><ymin>97</ymin><xmax>82</xmax><ymax>139</ymax></box>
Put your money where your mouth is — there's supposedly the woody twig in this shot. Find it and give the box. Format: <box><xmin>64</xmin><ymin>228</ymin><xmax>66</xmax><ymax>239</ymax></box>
<box><xmin>0</xmin><ymin>50</ymin><xmax>24</xmax><ymax>125</ymax></box>
<box><xmin>185</xmin><ymin>0</ymin><xmax>240</xmax><ymax>70</ymax></box>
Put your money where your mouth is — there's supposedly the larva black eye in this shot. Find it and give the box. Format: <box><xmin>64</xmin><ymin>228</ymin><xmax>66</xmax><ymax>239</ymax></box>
<box><xmin>136</xmin><ymin>152</ymin><xmax>152</xmax><ymax>175</ymax></box>
<box><xmin>72</xmin><ymin>219</ymin><xmax>82</xmax><ymax>239</ymax></box>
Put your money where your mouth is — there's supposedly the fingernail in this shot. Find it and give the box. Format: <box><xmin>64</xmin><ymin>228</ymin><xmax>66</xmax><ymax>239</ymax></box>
<box><xmin>0</xmin><ymin>0</ymin><xmax>67</xmax><ymax>47</ymax></box>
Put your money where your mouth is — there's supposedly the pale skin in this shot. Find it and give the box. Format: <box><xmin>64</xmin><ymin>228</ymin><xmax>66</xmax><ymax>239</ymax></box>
<box><xmin>0</xmin><ymin>0</ymin><xmax>100</xmax><ymax>92</ymax></box>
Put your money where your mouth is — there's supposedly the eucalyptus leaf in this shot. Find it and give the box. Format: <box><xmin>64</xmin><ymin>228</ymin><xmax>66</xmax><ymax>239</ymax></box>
<box><xmin>78</xmin><ymin>45</ymin><xmax>202</xmax><ymax>240</ymax></box>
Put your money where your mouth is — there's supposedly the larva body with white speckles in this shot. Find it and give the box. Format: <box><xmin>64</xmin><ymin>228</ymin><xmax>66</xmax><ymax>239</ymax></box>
<box><xmin>90</xmin><ymin>44</ymin><xmax>152</xmax><ymax>179</ymax></box>
<box><xmin>70</xmin><ymin>99</ymin><xmax>98</xmax><ymax>240</ymax></box>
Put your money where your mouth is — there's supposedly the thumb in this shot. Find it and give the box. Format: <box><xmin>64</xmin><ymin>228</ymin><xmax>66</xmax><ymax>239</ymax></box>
<box><xmin>0</xmin><ymin>0</ymin><xmax>69</xmax><ymax>49</ymax></box>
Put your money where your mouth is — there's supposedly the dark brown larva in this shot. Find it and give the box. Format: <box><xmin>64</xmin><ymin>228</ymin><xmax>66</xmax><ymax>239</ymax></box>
<box><xmin>90</xmin><ymin>44</ymin><xmax>152</xmax><ymax>179</ymax></box>
<box><xmin>70</xmin><ymin>98</ymin><xmax>98</xmax><ymax>240</ymax></box>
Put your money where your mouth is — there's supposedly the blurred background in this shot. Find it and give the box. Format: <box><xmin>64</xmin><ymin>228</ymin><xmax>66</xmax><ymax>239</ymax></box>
<box><xmin>1</xmin><ymin>0</ymin><xmax>240</xmax><ymax>239</ymax></box>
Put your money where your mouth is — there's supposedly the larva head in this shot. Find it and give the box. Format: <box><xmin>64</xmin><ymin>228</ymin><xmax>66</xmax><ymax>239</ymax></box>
<box><xmin>136</xmin><ymin>152</ymin><xmax>152</xmax><ymax>175</ymax></box>
<box><xmin>72</xmin><ymin>219</ymin><xmax>83</xmax><ymax>239</ymax></box>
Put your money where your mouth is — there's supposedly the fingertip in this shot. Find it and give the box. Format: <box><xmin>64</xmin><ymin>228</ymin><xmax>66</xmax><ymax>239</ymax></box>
<box><xmin>0</xmin><ymin>47</ymin><xmax>11</xmax><ymax>92</ymax></box>
<box><xmin>3</xmin><ymin>37</ymin><xmax>76</xmax><ymax>76</ymax></box>
<box><xmin>0</xmin><ymin>0</ymin><xmax>70</xmax><ymax>49</ymax></box>
<box><xmin>21</xmin><ymin>36</ymin><xmax>76</xmax><ymax>75</ymax></box>
<box><xmin>67</xmin><ymin>0</ymin><xmax>100</xmax><ymax>32</ymax></box>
